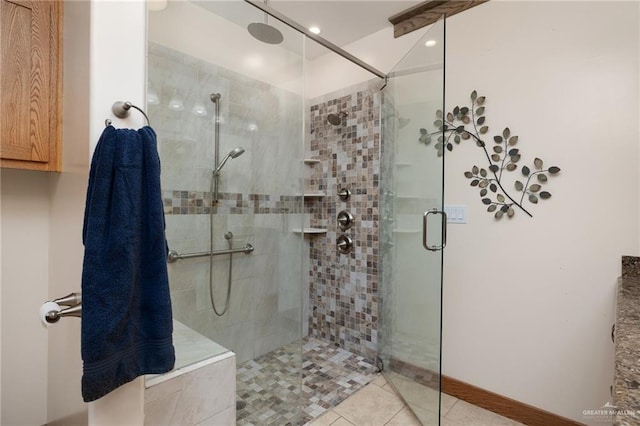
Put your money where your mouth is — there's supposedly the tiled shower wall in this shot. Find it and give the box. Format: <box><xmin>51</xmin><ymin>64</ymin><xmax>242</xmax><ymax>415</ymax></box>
<box><xmin>149</xmin><ymin>41</ymin><xmax>384</xmax><ymax>364</ymax></box>
<box><xmin>148</xmin><ymin>42</ymin><xmax>305</xmax><ymax>364</ymax></box>
<box><xmin>306</xmin><ymin>82</ymin><xmax>381</xmax><ymax>361</ymax></box>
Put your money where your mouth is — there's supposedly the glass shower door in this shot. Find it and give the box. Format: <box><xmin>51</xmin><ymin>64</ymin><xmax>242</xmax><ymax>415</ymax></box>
<box><xmin>148</xmin><ymin>1</ymin><xmax>306</xmax><ymax>424</ymax></box>
<box><xmin>379</xmin><ymin>17</ymin><xmax>446</xmax><ymax>425</ymax></box>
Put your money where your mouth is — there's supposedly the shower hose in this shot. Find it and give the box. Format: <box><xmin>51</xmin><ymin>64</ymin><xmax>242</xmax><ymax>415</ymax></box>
<box><xmin>209</xmin><ymin>176</ymin><xmax>233</xmax><ymax>316</ymax></box>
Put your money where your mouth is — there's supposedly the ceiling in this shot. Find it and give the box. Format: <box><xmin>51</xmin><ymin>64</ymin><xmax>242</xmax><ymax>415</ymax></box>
<box><xmin>192</xmin><ymin>0</ymin><xmax>422</xmax><ymax>59</ymax></box>
<box><xmin>267</xmin><ymin>1</ymin><xmax>421</xmax><ymax>45</ymax></box>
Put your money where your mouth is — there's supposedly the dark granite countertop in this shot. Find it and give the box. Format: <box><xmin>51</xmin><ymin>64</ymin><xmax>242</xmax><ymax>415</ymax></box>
<box><xmin>614</xmin><ymin>256</ymin><xmax>640</xmax><ymax>425</ymax></box>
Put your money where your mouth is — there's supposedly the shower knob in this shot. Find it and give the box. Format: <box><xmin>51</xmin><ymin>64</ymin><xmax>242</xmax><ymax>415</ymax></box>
<box><xmin>338</xmin><ymin>188</ymin><xmax>351</xmax><ymax>201</ymax></box>
<box><xmin>337</xmin><ymin>235</ymin><xmax>353</xmax><ymax>254</ymax></box>
<box><xmin>337</xmin><ymin>210</ymin><xmax>355</xmax><ymax>231</ymax></box>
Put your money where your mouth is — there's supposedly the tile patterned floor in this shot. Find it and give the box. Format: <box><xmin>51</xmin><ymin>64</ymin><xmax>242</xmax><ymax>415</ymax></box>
<box><xmin>310</xmin><ymin>373</ymin><xmax>526</xmax><ymax>426</ymax></box>
<box><xmin>236</xmin><ymin>337</ymin><xmax>524</xmax><ymax>426</ymax></box>
<box><xmin>236</xmin><ymin>337</ymin><xmax>377</xmax><ymax>425</ymax></box>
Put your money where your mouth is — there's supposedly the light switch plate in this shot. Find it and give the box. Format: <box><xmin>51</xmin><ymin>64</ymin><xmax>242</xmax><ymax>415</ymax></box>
<box><xmin>444</xmin><ymin>205</ymin><xmax>467</xmax><ymax>224</ymax></box>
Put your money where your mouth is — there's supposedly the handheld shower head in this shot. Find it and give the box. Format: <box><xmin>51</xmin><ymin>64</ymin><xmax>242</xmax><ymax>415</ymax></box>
<box><xmin>228</xmin><ymin>147</ymin><xmax>245</xmax><ymax>159</ymax></box>
<box><xmin>214</xmin><ymin>147</ymin><xmax>245</xmax><ymax>175</ymax></box>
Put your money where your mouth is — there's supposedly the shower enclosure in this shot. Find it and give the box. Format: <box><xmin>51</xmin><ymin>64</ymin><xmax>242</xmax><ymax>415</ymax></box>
<box><xmin>379</xmin><ymin>18</ymin><xmax>446</xmax><ymax>424</ymax></box>
<box><xmin>147</xmin><ymin>1</ymin><xmax>445</xmax><ymax>424</ymax></box>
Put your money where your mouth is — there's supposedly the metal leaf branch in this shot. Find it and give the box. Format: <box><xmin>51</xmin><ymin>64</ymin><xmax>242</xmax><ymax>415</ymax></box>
<box><xmin>418</xmin><ymin>91</ymin><xmax>561</xmax><ymax>219</ymax></box>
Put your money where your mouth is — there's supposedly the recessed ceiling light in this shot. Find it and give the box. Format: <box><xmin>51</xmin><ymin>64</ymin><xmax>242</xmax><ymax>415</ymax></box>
<box><xmin>309</xmin><ymin>26</ymin><xmax>321</xmax><ymax>35</ymax></box>
<box><xmin>425</xmin><ymin>40</ymin><xmax>437</xmax><ymax>47</ymax></box>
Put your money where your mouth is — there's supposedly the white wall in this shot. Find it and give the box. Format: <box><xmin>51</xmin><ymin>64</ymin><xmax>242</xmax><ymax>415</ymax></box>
<box><xmin>0</xmin><ymin>170</ymin><xmax>51</xmax><ymax>425</ymax></box>
<box><xmin>1</xmin><ymin>1</ymin><xmax>148</xmax><ymax>423</ymax></box>
<box><xmin>87</xmin><ymin>1</ymin><xmax>148</xmax><ymax>423</ymax></box>
<box><xmin>51</xmin><ymin>0</ymin><xmax>148</xmax><ymax>422</ymax></box>
<box><xmin>46</xmin><ymin>1</ymin><xmax>91</xmax><ymax>423</ymax></box>
<box><xmin>442</xmin><ymin>2</ymin><xmax>638</xmax><ymax>424</ymax></box>
<box><xmin>306</xmin><ymin>25</ymin><xmax>426</xmax><ymax>98</ymax></box>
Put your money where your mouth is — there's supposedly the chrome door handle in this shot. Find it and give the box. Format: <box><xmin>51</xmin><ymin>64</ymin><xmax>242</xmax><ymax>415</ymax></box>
<box><xmin>423</xmin><ymin>209</ymin><xmax>447</xmax><ymax>251</ymax></box>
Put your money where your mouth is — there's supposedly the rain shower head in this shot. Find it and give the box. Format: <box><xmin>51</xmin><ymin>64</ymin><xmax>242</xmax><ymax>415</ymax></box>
<box><xmin>248</xmin><ymin>22</ymin><xmax>283</xmax><ymax>45</ymax></box>
<box><xmin>327</xmin><ymin>111</ymin><xmax>348</xmax><ymax>126</ymax></box>
<box><xmin>214</xmin><ymin>147</ymin><xmax>245</xmax><ymax>176</ymax></box>
<box><xmin>247</xmin><ymin>0</ymin><xmax>283</xmax><ymax>45</ymax></box>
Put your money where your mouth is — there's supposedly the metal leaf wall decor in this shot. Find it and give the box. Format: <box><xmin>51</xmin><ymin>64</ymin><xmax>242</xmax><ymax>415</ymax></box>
<box><xmin>419</xmin><ymin>91</ymin><xmax>561</xmax><ymax>220</ymax></box>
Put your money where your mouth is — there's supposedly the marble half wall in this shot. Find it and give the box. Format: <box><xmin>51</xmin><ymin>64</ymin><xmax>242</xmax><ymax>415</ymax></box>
<box><xmin>144</xmin><ymin>352</ymin><xmax>236</xmax><ymax>425</ymax></box>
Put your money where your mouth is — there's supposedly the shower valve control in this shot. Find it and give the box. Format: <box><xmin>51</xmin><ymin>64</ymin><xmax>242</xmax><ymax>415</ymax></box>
<box><xmin>337</xmin><ymin>188</ymin><xmax>351</xmax><ymax>201</ymax></box>
<box><xmin>337</xmin><ymin>210</ymin><xmax>355</xmax><ymax>231</ymax></box>
<box><xmin>337</xmin><ymin>235</ymin><xmax>353</xmax><ymax>254</ymax></box>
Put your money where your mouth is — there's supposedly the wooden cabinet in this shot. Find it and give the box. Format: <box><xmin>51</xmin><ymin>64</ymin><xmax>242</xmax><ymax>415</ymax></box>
<box><xmin>0</xmin><ymin>0</ymin><xmax>62</xmax><ymax>171</ymax></box>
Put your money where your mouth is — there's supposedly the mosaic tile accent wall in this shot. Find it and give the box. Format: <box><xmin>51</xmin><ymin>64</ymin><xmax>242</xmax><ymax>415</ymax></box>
<box><xmin>306</xmin><ymin>83</ymin><xmax>381</xmax><ymax>361</ymax></box>
<box><xmin>162</xmin><ymin>190</ymin><xmax>302</xmax><ymax>215</ymax></box>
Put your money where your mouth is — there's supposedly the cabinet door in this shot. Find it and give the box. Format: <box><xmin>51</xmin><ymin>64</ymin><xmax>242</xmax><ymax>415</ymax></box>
<box><xmin>1</xmin><ymin>0</ymin><xmax>61</xmax><ymax>171</ymax></box>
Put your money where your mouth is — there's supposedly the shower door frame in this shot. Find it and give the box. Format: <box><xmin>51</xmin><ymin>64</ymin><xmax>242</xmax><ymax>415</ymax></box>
<box><xmin>378</xmin><ymin>16</ymin><xmax>447</xmax><ymax>426</ymax></box>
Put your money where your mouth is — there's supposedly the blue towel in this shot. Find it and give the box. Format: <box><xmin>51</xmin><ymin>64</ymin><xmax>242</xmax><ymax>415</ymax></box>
<box><xmin>81</xmin><ymin>125</ymin><xmax>175</xmax><ymax>402</ymax></box>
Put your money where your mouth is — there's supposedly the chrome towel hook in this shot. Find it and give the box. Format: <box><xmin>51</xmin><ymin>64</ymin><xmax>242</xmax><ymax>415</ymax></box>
<box><xmin>105</xmin><ymin>101</ymin><xmax>150</xmax><ymax>127</ymax></box>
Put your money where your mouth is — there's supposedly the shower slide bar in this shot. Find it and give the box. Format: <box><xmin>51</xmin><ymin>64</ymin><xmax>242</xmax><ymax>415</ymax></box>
<box><xmin>167</xmin><ymin>244</ymin><xmax>254</xmax><ymax>263</ymax></box>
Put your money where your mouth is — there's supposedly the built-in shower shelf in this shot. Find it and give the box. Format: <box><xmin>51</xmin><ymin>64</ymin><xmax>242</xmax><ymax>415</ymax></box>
<box><xmin>292</xmin><ymin>228</ymin><xmax>328</xmax><ymax>235</ymax></box>
<box><xmin>303</xmin><ymin>159</ymin><xmax>321</xmax><ymax>164</ymax></box>
<box><xmin>394</xmin><ymin>162</ymin><xmax>412</xmax><ymax>167</ymax></box>
<box><xmin>393</xmin><ymin>229</ymin><xmax>420</xmax><ymax>234</ymax></box>
<box><xmin>303</xmin><ymin>192</ymin><xmax>326</xmax><ymax>198</ymax></box>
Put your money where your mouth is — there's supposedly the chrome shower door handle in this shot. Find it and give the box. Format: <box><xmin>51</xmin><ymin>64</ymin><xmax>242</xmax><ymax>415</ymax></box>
<box><xmin>423</xmin><ymin>209</ymin><xmax>447</xmax><ymax>252</ymax></box>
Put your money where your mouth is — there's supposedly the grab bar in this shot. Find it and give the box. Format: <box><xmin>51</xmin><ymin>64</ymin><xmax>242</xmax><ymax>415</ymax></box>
<box><xmin>167</xmin><ymin>243</ymin><xmax>254</xmax><ymax>263</ymax></box>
